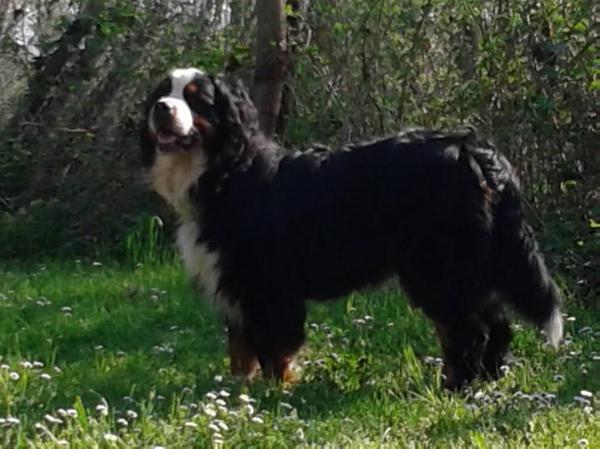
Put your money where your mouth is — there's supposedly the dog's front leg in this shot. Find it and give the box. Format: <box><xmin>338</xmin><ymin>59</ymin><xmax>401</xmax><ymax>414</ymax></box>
<box><xmin>228</xmin><ymin>324</ymin><xmax>260</xmax><ymax>382</ymax></box>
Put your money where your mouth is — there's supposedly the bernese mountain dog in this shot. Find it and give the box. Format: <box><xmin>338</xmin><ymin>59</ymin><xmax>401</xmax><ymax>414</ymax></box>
<box><xmin>141</xmin><ymin>68</ymin><xmax>563</xmax><ymax>389</ymax></box>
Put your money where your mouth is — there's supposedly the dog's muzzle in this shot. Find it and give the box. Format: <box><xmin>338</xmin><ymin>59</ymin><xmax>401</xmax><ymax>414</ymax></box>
<box><xmin>152</xmin><ymin>100</ymin><xmax>199</xmax><ymax>153</ymax></box>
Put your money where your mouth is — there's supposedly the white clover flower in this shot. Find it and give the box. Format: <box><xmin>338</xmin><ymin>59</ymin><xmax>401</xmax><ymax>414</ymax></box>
<box><xmin>117</xmin><ymin>418</ymin><xmax>128</xmax><ymax>426</ymax></box>
<box><xmin>57</xmin><ymin>439</ymin><xmax>69</xmax><ymax>447</ymax></box>
<box><xmin>152</xmin><ymin>446</ymin><xmax>166</xmax><ymax>449</ymax></box>
<box><xmin>9</xmin><ymin>372</ymin><xmax>19</xmax><ymax>381</ymax></box>
<box><xmin>96</xmin><ymin>404</ymin><xmax>109</xmax><ymax>416</ymax></box>
<box><xmin>205</xmin><ymin>392</ymin><xmax>218</xmax><ymax>401</ymax></box>
<box><xmin>251</xmin><ymin>416</ymin><xmax>264</xmax><ymax>424</ymax></box>
<box><xmin>214</xmin><ymin>375</ymin><xmax>223</xmax><ymax>383</ymax></box>
<box><xmin>215</xmin><ymin>399</ymin><xmax>226</xmax><ymax>407</ymax></box>
<box><xmin>238</xmin><ymin>394</ymin><xmax>252</xmax><ymax>403</ymax></box>
<box><xmin>184</xmin><ymin>421</ymin><xmax>198</xmax><ymax>429</ymax></box>
<box><xmin>216</xmin><ymin>420</ymin><xmax>229</xmax><ymax>431</ymax></box>
<box><xmin>103</xmin><ymin>433</ymin><xmax>118</xmax><ymax>442</ymax></box>
<box><xmin>126</xmin><ymin>410</ymin><xmax>138</xmax><ymax>419</ymax></box>
<box><xmin>40</xmin><ymin>373</ymin><xmax>52</xmax><ymax>381</ymax></box>
<box><xmin>57</xmin><ymin>409</ymin><xmax>68</xmax><ymax>418</ymax></box>
<box><xmin>203</xmin><ymin>405</ymin><xmax>217</xmax><ymax>418</ymax></box>
<box><xmin>573</xmin><ymin>396</ymin><xmax>591</xmax><ymax>406</ymax></box>
<box><xmin>208</xmin><ymin>423</ymin><xmax>220</xmax><ymax>433</ymax></box>
<box><xmin>44</xmin><ymin>414</ymin><xmax>63</xmax><ymax>425</ymax></box>
<box><xmin>67</xmin><ymin>409</ymin><xmax>78</xmax><ymax>418</ymax></box>
<box><xmin>580</xmin><ymin>390</ymin><xmax>593</xmax><ymax>398</ymax></box>
<box><xmin>32</xmin><ymin>361</ymin><xmax>44</xmax><ymax>368</ymax></box>
<box><xmin>244</xmin><ymin>404</ymin><xmax>255</xmax><ymax>416</ymax></box>
<box><xmin>6</xmin><ymin>417</ymin><xmax>20</xmax><ymax>426</ymax></box>
<box><xmin>218</xmin><ymin>390</ymin><xmax>230</xmax><ymax>398</ymax></box>
<box><xmin>578</xmin><ymin>439</ymin><xmax>589</xmax><ymax>448</ymax></box>
<box><xmin>1</xmin><ymin>364</ymin><xmax>9</xmax><ymax>370</ymax></box>
<box><xmin>20</xmin><ymin>361</ymin><xmax>33</xmax><ymax>369</ymax></box>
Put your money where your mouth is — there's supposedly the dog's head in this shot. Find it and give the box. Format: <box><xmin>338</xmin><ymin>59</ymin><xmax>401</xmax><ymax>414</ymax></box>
<box><xmin>141</xmin><ymin>68</ymin><xmax>259</xmax><ymax>170</ymax></box>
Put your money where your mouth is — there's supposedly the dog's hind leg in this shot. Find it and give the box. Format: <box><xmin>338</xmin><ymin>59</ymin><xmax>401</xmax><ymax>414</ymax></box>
<box><xmin>478</xmin><ymin>302</ymin><xmax>513</xmax><ymax>380</ymax></box>
<box><xmin>432</xmin><ymin>312</ymin><xmax>489</xmax><ymax>390</ymax></box>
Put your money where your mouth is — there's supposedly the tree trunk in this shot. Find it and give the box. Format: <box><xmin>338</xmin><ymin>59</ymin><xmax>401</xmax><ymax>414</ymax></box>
<box><xmin>276</xmin><ymin>0</ymin><xmax>304</xmax><ymax>137</ymax></box>
<box><xmin>252</xmin><ymin>0</ymin><xmax>287</xmax><ymax>137</ymax></box>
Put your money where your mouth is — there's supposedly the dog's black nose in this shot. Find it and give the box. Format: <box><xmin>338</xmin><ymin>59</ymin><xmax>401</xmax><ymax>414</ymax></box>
<box><xmin>154</xmin><ymin>101</ymin><xmax>173</xmax><ymax>126</ymax></box>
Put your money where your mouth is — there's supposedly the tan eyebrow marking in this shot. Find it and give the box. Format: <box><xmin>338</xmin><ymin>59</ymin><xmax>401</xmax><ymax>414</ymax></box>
<box><xmin>185</xmin><ymin>82</ymin><xmax>198</xmax><ymax>95</ymax></box>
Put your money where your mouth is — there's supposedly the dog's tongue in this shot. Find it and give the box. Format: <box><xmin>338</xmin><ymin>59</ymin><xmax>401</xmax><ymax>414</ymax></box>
<box><xmin>157</xmin><ymin>132</ymin><xmax>177</xmax><ymax>144</ymax></box>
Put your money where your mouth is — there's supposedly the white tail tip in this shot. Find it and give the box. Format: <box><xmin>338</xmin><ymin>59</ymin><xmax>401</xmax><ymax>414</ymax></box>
<box><xmin>543</xmin><ymin>308</ymin><xmax>563</xmax><ymax>348</ymax></box>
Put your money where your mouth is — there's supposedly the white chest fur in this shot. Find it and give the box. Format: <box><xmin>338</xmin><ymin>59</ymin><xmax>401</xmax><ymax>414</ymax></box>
<box><xmin>149</xmin><ymin>150</ymin><xmax>241</xmax><ymax>324</ymax></box>
<box><xmin>177</xmin><ymin>221</ymin><xmax>220</xmax><ymax>297</ymax></box>
<box><xmin>176</xmin><ymin>220</ymin><xmax>242</xmax><ymax>325</ymax></box>
<box><xmin>150</xmin><ymin>151</ymin><xmax>206</xmax><ymax>220</ymax></box>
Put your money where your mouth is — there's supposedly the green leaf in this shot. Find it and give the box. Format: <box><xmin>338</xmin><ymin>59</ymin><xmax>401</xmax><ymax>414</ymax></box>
<box><xmin>589</xmin><ymin>219</ymin><xmax>600</xmax><ymax>229</ymax></box>
<box><xmin>560</xmin><ymin>180</ymin><xmax>577</xmax><ymax>193</ymax></box>
<box><xmin>573</xmin><ymin>20</ymin><xmax>588</xmax><ymax>32</ymax></box>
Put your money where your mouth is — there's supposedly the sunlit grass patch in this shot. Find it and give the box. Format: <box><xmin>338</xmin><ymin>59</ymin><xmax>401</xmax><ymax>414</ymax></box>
<box><xmin>0</xmin><ymin>260</ymin><xmax>598</xmax><ymax>448</ymax></box>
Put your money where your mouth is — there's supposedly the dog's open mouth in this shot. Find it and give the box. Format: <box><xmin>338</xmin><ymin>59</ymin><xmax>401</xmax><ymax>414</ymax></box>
<box><xmin>156</xmin><ymin>130</ymin><xmax>197</xmax><ymax>152</ymax></box>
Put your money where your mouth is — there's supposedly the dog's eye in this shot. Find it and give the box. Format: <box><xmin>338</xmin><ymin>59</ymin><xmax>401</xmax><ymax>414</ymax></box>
<box><xmin>185</xmin><ymin>80</ymin><xmax>215</xmax><ymax>107</ymax></box>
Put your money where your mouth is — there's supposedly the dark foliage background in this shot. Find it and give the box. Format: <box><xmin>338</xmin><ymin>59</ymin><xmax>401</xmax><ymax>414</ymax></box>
<box><xmin>0</xmin><ymin>0</ymin><xmax>597</xmax><ymax>303</ymax></box>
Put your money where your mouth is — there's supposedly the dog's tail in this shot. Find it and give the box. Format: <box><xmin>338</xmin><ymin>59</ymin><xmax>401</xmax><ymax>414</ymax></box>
<box><xmin>461</xmin><ymin>132</ymin><xmax>563</xmax><ymax>347</ymax></box>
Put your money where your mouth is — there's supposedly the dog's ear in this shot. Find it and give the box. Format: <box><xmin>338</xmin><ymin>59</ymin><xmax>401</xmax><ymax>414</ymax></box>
<box><xmin>196</xmin><ymin>77</ymin><xmax>215</xmax><ymax>106</ymax></box>
<box><xmin>204</xmin><ymin>76</ymin><xmax>254</xmax><ymax>171</ymax></box>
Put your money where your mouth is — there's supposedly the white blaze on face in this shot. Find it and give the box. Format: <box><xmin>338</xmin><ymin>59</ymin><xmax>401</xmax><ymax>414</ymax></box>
<box><xmin>151</xmin><ymin>67</ymin><xmax>205</xmax><ymax>136</ymax></box>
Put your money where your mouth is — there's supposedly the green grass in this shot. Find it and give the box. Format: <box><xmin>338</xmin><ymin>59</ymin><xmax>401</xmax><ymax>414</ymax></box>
<box><xmin>0</xmin><ymin>260</ymin><xmax>598</xmax><ymax>448</ymax></box>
